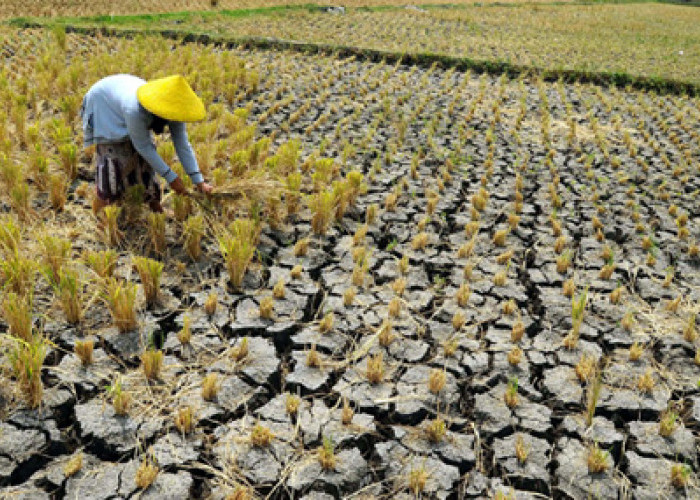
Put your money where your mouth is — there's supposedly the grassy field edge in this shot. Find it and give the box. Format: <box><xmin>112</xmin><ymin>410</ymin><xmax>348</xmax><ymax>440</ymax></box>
<box><xmin>6</xmin><ymin>4</ymin><xmax>323</xmax><ymax>27</ymax></box>
<box><xmin>6</xmin><ymin>0</ymin><xmax>699</xmax><ymax>27</ymax></box>
<box><xmin>3</xmin><ymin>0</ymin><xmax>700</xmax><ymax>26</ymax></box>
<box><xmin>9</xmin><ymin>20</ymin><xmax>699</xmax><ymax>96</ymax></box>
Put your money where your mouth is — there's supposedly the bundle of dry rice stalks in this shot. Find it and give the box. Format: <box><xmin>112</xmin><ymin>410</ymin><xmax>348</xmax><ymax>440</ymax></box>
<box><xmin>180</xmin><ymin>176</ymin><xmax>282</xmax><ymax>217</ymax></box>
<box><xmin>207</xmin><ymin>177</ymin><xmax>282</xmax><ymax>204</ymax></box>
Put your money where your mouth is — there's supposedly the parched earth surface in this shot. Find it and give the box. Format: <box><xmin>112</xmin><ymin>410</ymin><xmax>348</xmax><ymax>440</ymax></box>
<box><xmin>0</xmin><ymin>30</ymin><xmax>699</xmax><ymax>499</ymax></box>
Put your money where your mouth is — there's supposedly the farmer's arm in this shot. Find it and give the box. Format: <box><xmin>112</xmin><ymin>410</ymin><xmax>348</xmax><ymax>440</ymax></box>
<box><xmin>170</xmin><ymin>122</ymin><xmax>204</xmax><ymax>185</ymax></box>
<box><xmin>125</xmin><ymin>112</ymin><xmax>178</xmax><ymax>184</ymax></box>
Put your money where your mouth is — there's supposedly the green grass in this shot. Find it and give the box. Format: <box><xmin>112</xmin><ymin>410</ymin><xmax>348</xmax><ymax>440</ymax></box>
<box><xmin>8</xmin><ymin>4</ymin><xmax>321</xmax><ymax>28</ymax></box>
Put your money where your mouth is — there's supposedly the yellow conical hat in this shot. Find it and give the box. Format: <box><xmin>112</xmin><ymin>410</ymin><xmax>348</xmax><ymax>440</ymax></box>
<box><xmin>136</xmin><ymin>75</ymin><xmax>205</xmax><ymax>122</ymax></box>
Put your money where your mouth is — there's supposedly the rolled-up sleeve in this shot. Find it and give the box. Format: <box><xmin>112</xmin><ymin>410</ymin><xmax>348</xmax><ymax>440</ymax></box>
<box><xmin>170</xmin><ymin>121</ymin><xmax>203</xmax><ymax>185</ymax></box>
<box><xmin>125</xmin><ymin>110</ymin><xmax>178</xmax><ymax>184</ymax></box>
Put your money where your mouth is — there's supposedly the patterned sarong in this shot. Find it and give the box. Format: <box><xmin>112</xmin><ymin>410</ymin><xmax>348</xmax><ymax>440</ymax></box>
<box><xmin>95</xmin><ymin>141</ymin><xmax>161</xmax><ymax>203</ymax></box>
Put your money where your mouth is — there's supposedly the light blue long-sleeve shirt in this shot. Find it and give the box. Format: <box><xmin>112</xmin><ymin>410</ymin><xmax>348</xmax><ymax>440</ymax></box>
<box><xmin>81</xmin><ymin>74</ymin><xmax>203</xmax><ymax>185</ymax></box>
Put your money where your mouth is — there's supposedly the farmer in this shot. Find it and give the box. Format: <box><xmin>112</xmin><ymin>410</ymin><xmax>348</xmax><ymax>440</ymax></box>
<box><xmin>81</xmin><ymin>74</ymin><xmax>213</xmax><ymax>214</ymax></box>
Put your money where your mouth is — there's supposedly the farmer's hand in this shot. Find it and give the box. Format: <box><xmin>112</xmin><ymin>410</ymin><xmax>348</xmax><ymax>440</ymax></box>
<box><xmin>169</xmin><ymin>177</ymin><xmax>188</xmax><ymax>195</ymax></box>
<box><xmin>195</xmin><ymin>181</ymin><xmax>213</xmax><ymax>195</ymax></box>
